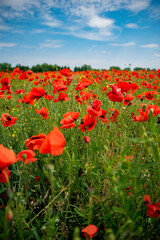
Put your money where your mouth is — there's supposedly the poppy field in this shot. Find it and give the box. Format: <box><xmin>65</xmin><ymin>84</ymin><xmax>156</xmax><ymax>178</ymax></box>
<box><xmin>0</xmin><ymin>67</ymin><xmax>160</xmax><ymax>239</ymax></box>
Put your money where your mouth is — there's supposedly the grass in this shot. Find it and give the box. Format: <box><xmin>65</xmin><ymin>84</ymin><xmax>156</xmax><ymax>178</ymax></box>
<box><xmin>0</xmin><ymin>68</ymin><xmax>160</xmax><ymax>239</ymax></box>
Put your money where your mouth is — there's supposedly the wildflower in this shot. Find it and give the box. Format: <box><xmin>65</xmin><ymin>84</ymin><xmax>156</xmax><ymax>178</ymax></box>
<box><xmin>81</xmin><ymin>224</ymin><xmax>98</xmax><ymax>239</ymax></box>
<box><xmin>144</xmin><ymin>195</ymin><xmax>160</xmax><ymax>219</ymax></box>
<box><xmin>54</xmin><ymin>92</ymin><xmax>70</xmax><ymax>102</ymax></box>
<box><xmin>0</xmin><ymin>145</ymin><xmax>17</xmax><ymax>183</ymax></box>
<box><xmin>35</xmin><ymin>176</ymin><xmax>40</xmax><ymax>182</ymax></box>
<box><xmin>60</xmin><ymin>112</ymin><xmax>79</xmax><ymax>129</ymax></box>
<box><xmin>39</xmin><ymin>127</ymin><xmax>66</xmax><ymax>156</ymax></box>
<box><xmin>35</xmin><ymin>107</ymin><xmax>48</xmax><ymax>119</ymax></box>
<box><xmin>84</xmin><ymin>136</ymin><xmax>90</xmax><ymax>143</ymax></box>
<box><xmin>17</xmin><ymin>150</ymin><xmax>37</xmax><ymax>164</ymax></box>
<box><xmin>78</xmin><ymin>114</ymin><xmax>97</xmax><ymax>132</ymax></box>
<box><xmin>25</xmin><ymin>133</ymin><xmax>46</xmax><ymax>151</ymax></box>
<box><xmin>107</xmin><ymin>84</ymin><xmax>124</xmax><ymax>102</ymax></box>
<box><xmin>1</xmin><ymin>113</ymin><xmax>17</xmax><ymax>127</ymax></box>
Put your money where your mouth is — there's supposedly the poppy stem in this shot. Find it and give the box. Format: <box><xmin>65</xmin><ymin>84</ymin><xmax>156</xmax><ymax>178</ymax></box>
<box><xmin>28</xmin><ymin>181</ymin><xmax>73</xmax><ymax>225</ymax></box>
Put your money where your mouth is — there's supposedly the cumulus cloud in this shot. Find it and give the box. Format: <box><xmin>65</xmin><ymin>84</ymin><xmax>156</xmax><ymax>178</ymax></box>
<box><xmin>40</xmin><ymin>40</ymin><xmax>64</xmax><ymax>48</ymax></box>
<box><xmin>125</xmin><ymin>23</ymin><xmax>139</xmax><ymax>29</ymax></box>
<box><xmin>140</xmin><ymin>44</ymin><xmax>159</xmax><ymax>48</ymax></box>
<box><xmin>110</xmin><ymin>42</ymin><xmax>136</xmax><ymax>47</ymax></box>
<box><xmin>0</xmin><ymin>42</ymin><xmax>16</xmax><ymax>48</ymax></box>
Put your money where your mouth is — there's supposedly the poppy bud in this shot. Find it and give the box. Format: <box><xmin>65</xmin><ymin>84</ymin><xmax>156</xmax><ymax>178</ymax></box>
<box><xmin>142</xmin><ymin>104</ymin><xmax>147</xmax><ymax>111</ymax></box>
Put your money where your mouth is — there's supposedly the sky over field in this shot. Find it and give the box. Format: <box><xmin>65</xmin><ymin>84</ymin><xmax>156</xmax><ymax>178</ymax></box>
<box><xmin>0</xmin><ymin>0</ymin><xmax>160</xmax><ymax>70</ymax></box>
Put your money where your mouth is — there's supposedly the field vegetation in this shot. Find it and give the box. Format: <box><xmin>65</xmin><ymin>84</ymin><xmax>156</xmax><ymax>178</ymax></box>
<box><xmin>0</xmin><ymin>67</ymin><xmax>160</xmax><ymax>239</ymax></box>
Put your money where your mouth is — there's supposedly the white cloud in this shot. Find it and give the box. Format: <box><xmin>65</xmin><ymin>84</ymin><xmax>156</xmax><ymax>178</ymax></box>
<box><xmin>125</xmin><ymin>23</ymin><xmax>139</xmax><ymax>29</ymax></box>
<box><xmin>110</xmin><ymin>42</ymin><xmax>136</xmax><ymax>47</ymax></box>
<box><xmin>140</xmin><ymin>44</ymin><xmax>159</xmax><ymax>48</ymax></box>
<box><xmin>0</xmin><ymin>42</ymin><xmax>16</xmax><ymax>48</ymax></box>
<box><xmin>32</xmin><ymin>29</ymin><xmax>45</xmax><ymax>34</ymax></box>
<box><xmin>40</xmin><ymin>40</ymin><xmax>64</xmax><ymax>48</ymax></box>
<box><xmin>0</xmin><ymin>0</ymin><xmax>152</xmax><ymax>42</ymax></box>
<box><xmin>88</xmin><ymin>15</ymin><xmax>114</xmax><ymax>29</ymax></box>
<box><xmin>155</xmin><ymin>53</ymin><xmax>160</xmax><ymax>57</ymax></box>
<box><xmin>126</xmin><ymin>0</ymin><xmax>151</xmax><ymax>12</ymax></box>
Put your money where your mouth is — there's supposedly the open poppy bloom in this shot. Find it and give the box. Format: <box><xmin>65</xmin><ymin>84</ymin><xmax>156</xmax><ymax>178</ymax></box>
<box><xmin>54</xmin><ymin>92</ymin><xmax>70</xmax><ymax>102</ymax></box>
<box><xmin>0</xmin><ymin>144</ymin><xmax>17</xmax><ymax>183</ymax></box>
<box><xmin>0</xmin><ymin>167</ymin><xmax>11</xmax><ymax>183</ymax></box>
<box><xmin>107</xmin><ymin>84</ymin><xmax>124</xmax><ymax>102</ymax></box>
<box><xmin>1</xmin><ymin>113</ymin><xmax>17</xmax><ymax>127</ymax></box>
<box><xmin>60</xmin><ymin>111</ymin><xmax>79</xmax><ymax>129</ymax></box>
<box><xmin>78</xmin><ymin>114</ymin><xmax>97</xmax><ymax>132</ymax></box>
<box><xmin>0</xmin><ymin>77</ymin><xmax>11</xmax><ymax>91</ymax></box>
<box><xmin>53</xmin><ymin>83</ymin><xmax>67</xmax><ymax>94</ymax></box>
<box><xmin>117</xmin><ymin>82</ymin><xmax>131</xmax><ymax>93</ymax></box>
<box><xmin>39</xmin><ymin>127</ymin><xmax>66</xmax><ymax>156</ymax></box>
<box><xmin>123</xmin><ymin>94</ymin><xmax>134</xmax><ymax>105</ymax></box>
<box><xmin>25</xmin><ymin>133</ymin><xmax>46</xmax><ymax>151</ymax></box>
<box><xmin>28</xmin><ymin>87</ymin><xmax>46</xmax><ymax>102</ymax></box>
<box><xmin>87</xmin><ymin>99</ymin><xmax>102</xmax><ymax>117</ymax></box>
<box><xmin>81</xmin><ymin>224</ymin><xmax>98</xmax><ymax>239</ymax></box>
<box><xmin>35</xmin><ymin>107</ymin><xmax>48</xmax><ymax>119</ymax></box>
<box><xmin>17</xmin><ymin>150</ymin><xmax>38</xmax><ymax>164</ymax></box>
<box><xmin>144</xmin><ymin>195</ymin><xmax>160</xmax><ymax>219</ymax></box>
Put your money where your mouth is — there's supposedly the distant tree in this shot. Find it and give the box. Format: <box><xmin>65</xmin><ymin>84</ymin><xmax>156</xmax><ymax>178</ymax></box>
<box><xmin>109</xmin><ymin>66</ymin><xmax>121</xmax><ymax>70</ymax></box>
<box><xmin>133</xmin><ymin>67</ymin><xmax>145</xmax><ymax>71</ymax></box>
<box><xmin>74</xmin><ymin>64</ymin><xmax>92</xmax><ymax>71</ymax></box>
<box><xmin>147</xmin><ymin>68</ymin><xmax>151</xmax><ymax>71</ymax></box>
<box><xmin>31</xmin><ymin>64</ymin><xmax>43</xmax><ymax>72</ymax></box>
<box><xmin>123</xmin><ymin>67</ymin><xmax>131</xmax><ymax>71</ymax></box>
<box><xmin>15</xmin><ymin>64</ymin><xmax>30</xmax><ymax>71</ymax></box>
<box><xmin>0</xmin><ymin>63</ymin><xmax>13</xmax><ymax>72</ymax></box>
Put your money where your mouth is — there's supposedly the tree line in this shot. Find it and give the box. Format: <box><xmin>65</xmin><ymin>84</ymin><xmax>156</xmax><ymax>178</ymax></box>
<box><xmin>0</xmin><ymin>62</ymin><xmax>157</xmax><ymax>73</ymax></box>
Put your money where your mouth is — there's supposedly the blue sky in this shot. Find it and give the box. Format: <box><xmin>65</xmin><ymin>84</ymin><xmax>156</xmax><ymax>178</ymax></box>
<box><xmin>0</xmin><ymin>0</ymin><xmax>160</xmax><ymax>70</ymax></box>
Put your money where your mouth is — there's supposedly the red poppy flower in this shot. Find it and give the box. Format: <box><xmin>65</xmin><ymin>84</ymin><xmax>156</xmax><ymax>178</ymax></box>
<box><xmin>78</xmin><ymin>114</ymin><xmax>97</xmax><ymax>132</ymax></box>
<box><xmin>15</xmin><ymin>89</ymin><xmax>25</xmax><ymax>94</ymax></box>
<box><xmin>0</xmin><ymin>167</ymin><xmax>11</xmax><ymax>183</ymax></box>
<box><xmin>1</xmin><ymin>113</ymin><xmax>17</xmax><ymax>127</ymax></box>
<box><xmin>0</xmin><ymin>145</ymin><xmax>17</xmax><ymax>170</ymax></box>
<box><xmin>136</xmin><ymin>93</ymin><xmax>145</xmax><ymax>101</ymax></box>
<box><xmin>75</xmin><ymin>79</ymin><xmax>93</xmax><ymax>91</ymax></box>
<box><xmin>84</xmin><ymin>136</ymin><xmax>90</xmax><ymax>143</ymax></box>
<box><xmin>123</xmin><ymin>94</ymin><xmax>134</xmax><ymax>105</ymax></box>
<box><xmin>125</xmin><ymin>186</ymin><xmax>131</xmax><ymax>195</ymax></box>
<box><xmin>0</xmin><ymin>145</ymin><xmax>17</xmax><ymax>183</ymax></box>
<box><xmin>39</xmin><ymin>127</ymin><xmax>66</xmax><ymax>156</ymax></box>
<box><xmin>0</xmin><ymin>77</ymin><xmax>11</xmax><ymax>91</ymax></box>
<box><xmin>74</xmin><ymin>95</ymin><xmax>83</xmax><ymax>104</ymax></box>
<box><xmin>25</xmin><ymin>133</ymin><xmax>46</xmax><ymax>151</ymax></box>
<box><xmin>117</xmin><ymin>82</ymin><xmax>131</xmax><ymax>93</ymax></box>
<box><xmin>54</xmin><ymin>92</ymin><xmax>70</xmax><ymax>102</ymax></box>
<box><xmin>87</xmin><ymin>99</ymin><xmax>102</xmax><ymax>117</ymax></box>
<box><xmin>17</xmin><ymin>150</ymin><xmax>37</xmax><ymax>164</ymax></box>
<box><xmin>28</xmin><ymin>87</ymin><xmax>46</xmax><ymax>101</ymax></box>
<box><xmin>44</xmin><ymin>94</ymin><xmax>54</xmax><ymax>101</ymax></box>
<box><xmin>133</xmin><ymin>104</ymin><xmax>160</xmax><ymax>122</ymax></box>
<box><xmin>53</xmin><ymin>83</ymin><xmax>67</xmax><ymax>94</ymax></box>
<box><xmin>35</xmin><ymin>176</ymin><xmax>40</xmax><ymax>182</ymax></box>
<box><xmin>144</xmin><ymin>195</ymin><xmax>160</xmax><ymax>219</ymax></box>
<box><xmin>152</xmin><ymin>85</ymin><xmax>158</xmax><ymax>90</ymax></box>
<box><xmin>35</xmin><ymin>107</ymin><xmax>48</xmax><ymax>119</ymax></box>
<box><xmin>79</xmin><ymin>90</ymin><xmax>92</xmax><ymax>101</ymax></box>
<box><xmin>144</xmin><ymin>91</ymin><xmax>157</xmax><ymax>101</ymax></box>
<box><xmin>107</xmin><ymin>84</ymin><xmax>124</xmax><ymax>102</ymax></box>
<box><xmin>110</xmin><ymin>109</ymin><xmax>120</xmax><ymax>122</ymax></box>
<box><xmin>81</xmin><ymin>224</ymin><xmax>98</xmax><ymax>239</ymax></box>
<box><xmin>60</xmin><ymin>112</ymin><xmax>79</xmax><ymax>129</ymax></box>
